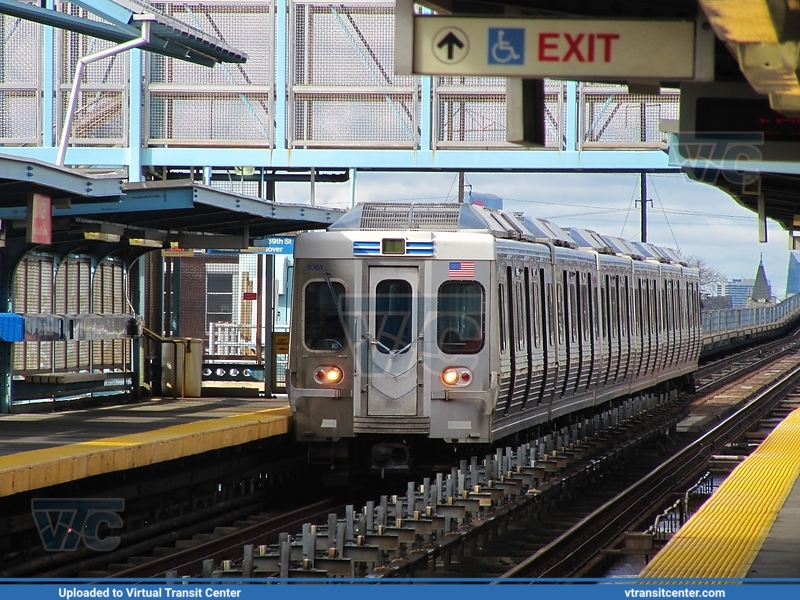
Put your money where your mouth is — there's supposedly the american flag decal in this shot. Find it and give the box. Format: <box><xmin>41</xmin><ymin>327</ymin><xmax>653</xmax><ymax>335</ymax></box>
<box><xmin>449</xmin><ymin>261</ymin><xmax>475</xmax><ymax>278</ymax></box>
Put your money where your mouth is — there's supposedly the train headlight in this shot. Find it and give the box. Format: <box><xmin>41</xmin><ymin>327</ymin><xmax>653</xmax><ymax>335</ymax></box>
<box><xmin>314</xmin><ymin>366</ymin><xmax>344</xmax><ymax>385</ymax></box>
<box><xmin>442</xmin><ymin>367</ymin><xmax>472</xmax><ymax>387</ymax></box>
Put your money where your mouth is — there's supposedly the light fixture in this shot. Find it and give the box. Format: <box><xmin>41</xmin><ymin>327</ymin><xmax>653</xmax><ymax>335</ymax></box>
<box><xmin>313</xmin><ymin>366</ymin><xmax>343</xmax><ymax>384</ymax></box>
<box><xmin>442</xmin><ymin>367</ymin><xmax>473</xmax><ymax>387</ymax></box>
<box><xmin>83</xmin><ymin>231</ymin><xmax>121</xmax><ymax>242</ymax></box>
<box><xmin>128</xmin><ymin>238</ymin><xmax>163</xmax><ymax>248</ymax></box>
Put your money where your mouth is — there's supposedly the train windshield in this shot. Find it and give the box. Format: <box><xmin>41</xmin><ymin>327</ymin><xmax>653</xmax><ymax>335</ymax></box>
<box><xmin>303</xmin><ymin>281</ymin><xmax>347</xmax><ymax>351</ymax></box>
<box><xmin>375</xmin><ymin>279</ymin><xmax>413</xmax><ymax>354</ymax></box>
<box><xmin>437</xmin><ymin>282</ymin><xmax>485</xmax><ymax>354</ymax></box>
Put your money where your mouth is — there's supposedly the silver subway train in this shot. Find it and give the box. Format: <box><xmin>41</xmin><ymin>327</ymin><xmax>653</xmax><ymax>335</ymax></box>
<box><xmin>287</xmin><ymin>202</ymin><xmax>701</xmax><ymax>471</ymax></box>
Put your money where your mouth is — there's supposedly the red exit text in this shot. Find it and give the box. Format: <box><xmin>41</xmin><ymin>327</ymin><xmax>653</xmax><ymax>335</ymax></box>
<box><xmin>538</xmin><ymin>32</ymin><xmax>621</xmax><ymax>63</ymax></box>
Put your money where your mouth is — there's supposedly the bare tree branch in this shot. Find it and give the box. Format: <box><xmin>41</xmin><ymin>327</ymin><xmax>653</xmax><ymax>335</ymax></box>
<box><xmin>683</xmin><ymin>255</ymin><xmax>726</xmax><ymax>297</ymax></box>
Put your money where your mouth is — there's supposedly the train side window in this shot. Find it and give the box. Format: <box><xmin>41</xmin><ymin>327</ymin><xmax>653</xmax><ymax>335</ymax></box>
<box><xmin>499</xmin><ymin>283</ymin><xmax>508</xmax><ymax>352</ymax></box>
<box><xmin>515</xmin><ymin>281</ymin><xmax>526</xmax><ymax>351</ymax></box>
<box><xmin>607</xmin><ymin>275</ymin><xmax>616</xmax><ymax>340</ymax></box>
<box><xmin>531</xmin><ymin>279</ymin><xmax>540</xmax><ymax>347</ymax></box>
<box><xmin>581</xmin><ymin>273</ymin><xmax>590</xmax><ymax>342</ymax></box>
<box><xmin>375</xmin><ymin>279</ymin><xmax>413</xmax><ymax>354</ymax></box>
<box><xmin>568</xmin><ymin>271</ymin><xmax>578</xmax><ymax>344</ymax></box>
<box><xmin>547</xmin><ymin>281</ymin><xmax>555</xmax><ymax>345</ymax></box>
<box><xmin>636</xmin><ymin>278</ymin><xmax>643</xmax><ymax>335</ymax></box>
<box><xmin>601</xmin><ymin>277</ymin><xmax>608</xmax><ymax>340</ymax></box>
<box><xmin>304</xmin><ymin>280</ymin><xmax>347</xmax><ymax>351</ymax></box>
<box><xmin>588</xmin><ymin>273</ymin><xmax>598</xmax><ymax>340</ymax></box>
<box><xmin>438</xmin><ymin>281</ymin><xmax>485</xmax><ymax>355</ymax></box>
<box><xmin>556</xmin><ymin>278</ymin><xmax>565</xmax><ymax>345</ymax></box>
<box><xmin>651</xmin><ymin>279</ymin><xmax>658</xmax><ymax>332</ymax></box>
<box><xmin>621</xmin><ymin>276</ymin><xmax>629</xmax><ymax>339</ymax></box>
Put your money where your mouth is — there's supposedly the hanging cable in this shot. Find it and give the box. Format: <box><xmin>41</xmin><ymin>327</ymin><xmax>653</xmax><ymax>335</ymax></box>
<box><xmin>444</xmin><ymin>173</ymin><xmax>459</xmax><ymax>202</ymax></box>
<box><xmin>649</xmin><ymin>175</ymin><xmax>681</xmax><ymax>250</ymax></box>
<box><xmin>619</xmin><ymin>174</ymin><xmax>641</xmax><ymax>238</ymax></box>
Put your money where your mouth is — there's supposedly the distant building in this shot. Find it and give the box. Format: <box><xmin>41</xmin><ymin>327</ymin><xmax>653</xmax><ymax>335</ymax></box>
<box><xmin>746</xmin><ymin>255</ymin><xmax>776</xmax><ymax>307</ymax></box>
<box><xmin>786</xmin><ymin>251</ymin><xmax>800</xmax><ymax>297</ymax></box>
<box><xmin>716</xmin><ymin>278</ymin><xmax>755</xmax><ymax>308</ymax></box>
<box><xmin>702</xmin><ymin>296</ymin><xmax>733</xmax><ymax>310</ymax></box>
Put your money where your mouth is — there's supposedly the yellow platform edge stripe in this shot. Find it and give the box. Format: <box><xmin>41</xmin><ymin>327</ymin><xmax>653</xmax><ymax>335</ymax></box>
<box><xmin>0</xmin><ymin>407</ymin><xmax>292</xmax><ymax>498</ymax></box>
<box><xmin>640</xmin><ymin>407</ymin><xmax>800</xmax><ymax>579</ymax></box>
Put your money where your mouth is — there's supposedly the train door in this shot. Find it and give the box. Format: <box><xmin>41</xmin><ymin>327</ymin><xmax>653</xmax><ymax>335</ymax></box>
<box><xmin>585</xmin><ymin>272</ymin><xmax>597</xmax><ymax>390</ymax></box>
<box><xmin>619</xmin><ymin>275</ymin><xmax>631</xmax><ymax>382</ymax></box>
<box><xmin>497</xmin><ymin>265</ymin><xmax>513</xmax><ymax>414</ymax></box>
<box><xmin>366</xmin><ymin>266</ymin><xmax>420</xmax><ymax>416</ymax></box>
<box><xmin>566</xmin><ymin>270</ymin><xmax>581</xmax><ymax>395</ymax></box>
<box><xmin>527</xmin><ymin>267</ymin><xmax>545</xmax><ymax>405</ymax></box>
<box><xmin>651</xmin><ymin>278</ymin><xmax>662</xmax><ymax>373</ymax></box>
<box><xmin>540</xmin><ymin>267</ymin><xmax>558</xmax><ymax>409</ymax></box>
<box><xmin>637</xmin><ymin>278</ymin><xmax>647</xmax><ymax>377</ymax></box>
<box><xmin>555</xmin><ymin>271</ymin><xmax>569</xmax><ymax>399</ymax></box>
<box><xmin>576</xmin><ymin>271</ymin><xmax>591</xmax><ymax>392</ymax></box>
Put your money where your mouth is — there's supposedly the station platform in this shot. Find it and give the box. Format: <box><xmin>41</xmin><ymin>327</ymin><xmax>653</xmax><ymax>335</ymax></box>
<box><xmin>0</xmin><ymin>397</ymin><xmax>291</xmax><ymax>498</ymax></box>
<box><xmin>640</xmin><ymin>405</ymin><xmax>800</xmax><ymax>579</ymax></box>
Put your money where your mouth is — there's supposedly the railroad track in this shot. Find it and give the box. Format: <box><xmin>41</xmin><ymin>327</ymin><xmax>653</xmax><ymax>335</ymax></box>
<box><xmin>137</xmin><ymin>343</ymin><xmax>800</xmax><ymax>580</ymax></box>
<box><xmin>13</xmin><ymin>335</ymin><xmax>797</xmax><ymax>580</ymax></box>
<box><xmin>501</xmin><ymin>357</ymin><xmax>800</xmax><ymax>578</ymax></box>
<box><xmin>695</xmin><ymin>327</ymin><xmax>800</xmax><ymax>395</ymax></box>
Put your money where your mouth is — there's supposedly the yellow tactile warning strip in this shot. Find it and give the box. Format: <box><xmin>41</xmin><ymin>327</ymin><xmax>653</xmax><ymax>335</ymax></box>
<box><xmin>0</xmin><ymin>407</ymin><xmax>291</xmax><ymax>498</ymax></box>
<box><xmin>640</xmin><ymin>406</ymin><xmax>800</xmax><ymax>579</ymax></box>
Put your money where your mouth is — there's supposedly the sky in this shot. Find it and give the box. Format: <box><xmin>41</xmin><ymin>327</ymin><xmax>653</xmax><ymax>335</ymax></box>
<box><xmin>276</xmin><ymin>171</ymin><xmax>792</xmax><ymax>298</ymax></box>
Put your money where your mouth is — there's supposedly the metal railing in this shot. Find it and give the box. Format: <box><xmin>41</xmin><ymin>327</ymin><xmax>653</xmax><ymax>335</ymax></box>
<box><xmin>701</xmin><ymin>293</ymin><xmax>800</xmax><ymax>346</ymax></box>
<box><xmin>4</xmin><ymin>0</ymin><xmax>677</xmax><ymax>151</ymax></box>
<box><xmin>208</xmin><ymin>322</ymin><xmax>257</xmax><ymax>357</ymax></box>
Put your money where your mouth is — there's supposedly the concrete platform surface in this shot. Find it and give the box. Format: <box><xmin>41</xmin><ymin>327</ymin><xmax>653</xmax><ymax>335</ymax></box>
<box><xmin>0</xmin><ymin>397</ymin><xmax>291</xmax><ymax>498</ymax></box>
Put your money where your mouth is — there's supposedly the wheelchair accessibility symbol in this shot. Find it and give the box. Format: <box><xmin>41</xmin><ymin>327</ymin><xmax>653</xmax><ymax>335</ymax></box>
<box><xmin>488</xmin><ymin>28</ymin><xmax>524</xmax><ymax>65</ymax></box>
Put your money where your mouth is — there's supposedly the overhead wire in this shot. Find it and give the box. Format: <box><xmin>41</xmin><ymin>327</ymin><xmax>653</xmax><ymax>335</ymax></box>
<box><xmin>649</xmin><ymin>174</ymin><xmax>681</xmax><ymax>250</ymax></box>
<box><xmin>619</xmin><ymin>174</ymin><xmax>641</xmax><ymax>237</ymax></box>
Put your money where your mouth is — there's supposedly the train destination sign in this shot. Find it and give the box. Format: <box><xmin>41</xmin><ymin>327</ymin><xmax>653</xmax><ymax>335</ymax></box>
<box><xmin>399</xmin><ymin>14</ymin><xmax>702</xmax><ymax>79</ymax></box>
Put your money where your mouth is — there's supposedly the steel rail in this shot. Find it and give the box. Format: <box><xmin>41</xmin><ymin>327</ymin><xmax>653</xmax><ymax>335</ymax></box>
<box><xmin>108</xmin><ymin>499</ymin><xmax>341</xmax><ymax>579</ymax></box>
<box><xmin>499</xmin><ymin>361</ymin><xmax>800</xmax><ymax>579</ymax></box>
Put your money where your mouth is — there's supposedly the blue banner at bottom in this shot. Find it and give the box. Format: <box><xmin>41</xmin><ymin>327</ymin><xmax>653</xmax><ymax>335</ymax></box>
<box><xmin>1</xmin><ymin>582</ymin><xmax>800</xmax><ymax>600</ymax></box>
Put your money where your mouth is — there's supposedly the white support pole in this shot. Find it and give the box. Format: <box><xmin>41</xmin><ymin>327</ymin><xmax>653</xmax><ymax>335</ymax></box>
<box><xmin>57</xmin><ymin>21</ymin><xmax>151</xmax><ymax>167</ymax></box>
<box><xmin>349</xmin><ymin>167</ymin><xmax>357</xmax><ymax>208</ymax></box>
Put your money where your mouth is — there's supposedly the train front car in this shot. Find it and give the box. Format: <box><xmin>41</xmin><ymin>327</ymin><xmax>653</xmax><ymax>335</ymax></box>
<box><xmin>288</xmin><ymin>203</ymin><xmax>500</xmax><ymax>475</ymax></box>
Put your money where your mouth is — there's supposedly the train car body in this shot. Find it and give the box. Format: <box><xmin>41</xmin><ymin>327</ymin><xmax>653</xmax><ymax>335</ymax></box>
<box><xmin>287</xmin><ymin>203</ymin><xmax>701</xmax><ymax>471</ymax></box>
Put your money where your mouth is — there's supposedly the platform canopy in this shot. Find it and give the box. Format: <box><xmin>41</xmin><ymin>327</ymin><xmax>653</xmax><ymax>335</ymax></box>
<box><xmin>0</xmin><ymin>178</ymin><xmax>344</xmax><ymax>247</ymax></box>
<box><xmin>0</xmin><ymin>154</ymin><xmax>124</xmax><ymax>207</ymax></box>
<box><xmin>0</xmin><ymin>0</ymin><xmax>247</xmax><ymax>67</ymax></box>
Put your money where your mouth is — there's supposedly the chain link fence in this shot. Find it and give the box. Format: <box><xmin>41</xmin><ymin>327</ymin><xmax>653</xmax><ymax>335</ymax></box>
<box><xmin>0</xmin><ymin>0</ymin><xmax>681</xmax><ymax>151</ymax></box>
<box><xmin>0</xmin><ymin>5</ymin><xmax>41</xmax><ymax>145</ymax></box>
<box><xmin>147</xmin><ymin>1</ymin><xmax>274</xmax><ymax>146</ymax></box>
<box><xmin>290</xmin><ymin>1</ymin><xmax>417</xmax><ymax>147</ymax></box>
<box><xmin>581</xmin><ymin>85</ymin><xmax>679</xmax><ymax>149</ymax></box>
<box><xmin>434</xmin><ymin>77</ymin><xmax>565</xmax><ymax>148</ymax></box>
<box><xmin>56</xmin><ymin>1</ymin><xmax>127</xmax><ymax>146</ymax></box>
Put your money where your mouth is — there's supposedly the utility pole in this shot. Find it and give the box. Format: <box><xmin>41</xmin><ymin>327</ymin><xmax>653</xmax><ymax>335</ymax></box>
<box><xmin>640</xmin><ymin>171</ymin><xmax>648</xmax><ymax>243</ymax></box>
